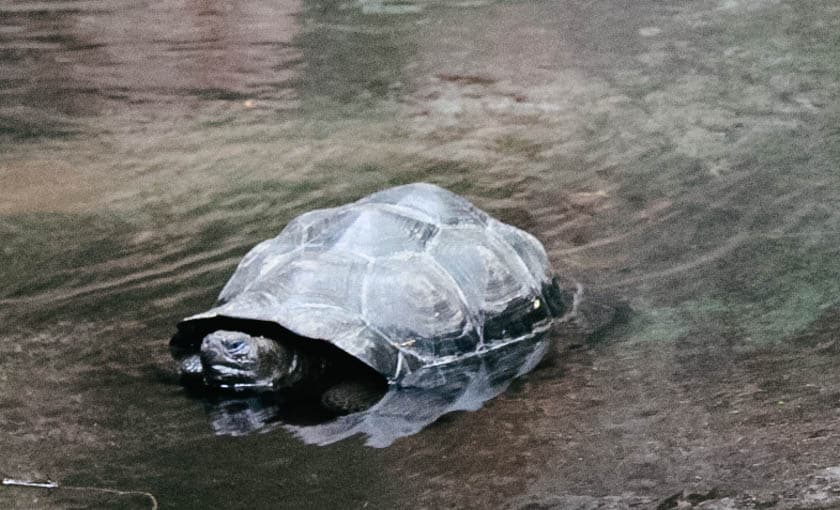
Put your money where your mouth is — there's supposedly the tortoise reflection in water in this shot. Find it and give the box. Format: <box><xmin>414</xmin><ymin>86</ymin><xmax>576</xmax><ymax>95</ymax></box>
<box><xmin>171</xmin><ymin>183</ymin><xmax>589</xmax><ymax>414</ymax></box>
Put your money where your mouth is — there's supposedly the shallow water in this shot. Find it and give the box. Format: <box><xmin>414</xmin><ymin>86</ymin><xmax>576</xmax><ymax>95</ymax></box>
<box><xmin>2</xmin><ymin>0</ymin><xmax>840</xmax><ymax>508</ymax></box>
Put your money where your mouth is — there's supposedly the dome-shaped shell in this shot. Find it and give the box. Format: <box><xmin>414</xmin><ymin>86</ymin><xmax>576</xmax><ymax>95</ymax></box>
<box><xmin>174</xmin><ymin>183</ymin><xmax>559</xmax><ymax>383</ymax></box>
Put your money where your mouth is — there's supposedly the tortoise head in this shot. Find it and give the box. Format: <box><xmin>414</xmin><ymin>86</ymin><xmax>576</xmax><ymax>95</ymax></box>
<box><xmin>198</xmin><ymin>330</ymin><xmax>291</xmax><ymax>389</ymax></box>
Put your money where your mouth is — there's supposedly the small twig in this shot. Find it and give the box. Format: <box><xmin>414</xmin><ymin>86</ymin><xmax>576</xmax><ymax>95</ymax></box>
<box><xmin>3</xmin><ymin>479</ymin><xmax>58</xmax><ymax>489</ymax></box>
<box><xmin>3</xmin><ymin>478</ymin><xmax>158</xmax><ymax>510</ymax></box>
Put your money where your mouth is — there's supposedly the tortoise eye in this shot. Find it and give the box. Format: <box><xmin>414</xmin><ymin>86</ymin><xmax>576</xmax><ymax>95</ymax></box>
<box><xmin>221</xmin><ymin>338</ymin><xmax>247</xmax><ymax>354</ymax></box>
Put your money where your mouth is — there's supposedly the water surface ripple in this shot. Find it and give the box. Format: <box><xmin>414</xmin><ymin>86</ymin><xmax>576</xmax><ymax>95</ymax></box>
<box><xmin>2</xmin><ymin>0</ymin><xmax>840</xmax><ymax>508</ymax></box>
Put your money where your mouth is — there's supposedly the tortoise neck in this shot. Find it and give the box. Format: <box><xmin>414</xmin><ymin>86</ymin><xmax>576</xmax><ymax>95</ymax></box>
<box><xmin>277</xmin><ymin>345</ymin><xmax>330</xmax><ymax>389</ymax></box>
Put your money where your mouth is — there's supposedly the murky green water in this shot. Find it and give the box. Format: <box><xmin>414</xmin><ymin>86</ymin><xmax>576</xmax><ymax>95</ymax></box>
<box><xmin>2</xmin><ymin>0</ymin><xmax>840</xmax><ymax>508</ymax></box>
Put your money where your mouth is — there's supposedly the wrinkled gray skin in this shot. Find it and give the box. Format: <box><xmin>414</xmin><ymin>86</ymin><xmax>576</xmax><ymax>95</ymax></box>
<box><xmin>191</xmin><ymin>330</ymin><xmax>306</xmax><ymax>389</ymax></box>
<box><xmin>180</xmin><ymin>330</ymin><xmax>381</xmax><ymax>412</ymax></box>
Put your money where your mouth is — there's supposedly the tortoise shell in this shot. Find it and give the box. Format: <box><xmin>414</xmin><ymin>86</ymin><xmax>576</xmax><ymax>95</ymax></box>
<box><xmin>172</xmin><ymin>183</ymin><xmax>564</xmax><ymax>384</ymax></box>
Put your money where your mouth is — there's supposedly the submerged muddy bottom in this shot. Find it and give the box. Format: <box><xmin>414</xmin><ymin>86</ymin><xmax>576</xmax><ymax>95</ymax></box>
<box><xmin>2</xmin><ymin>0</ymin><xmax>840</xmax><ymax>508</ymax></box>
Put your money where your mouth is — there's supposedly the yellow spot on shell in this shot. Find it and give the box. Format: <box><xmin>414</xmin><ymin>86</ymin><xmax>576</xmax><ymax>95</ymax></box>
<box><xmin>533</xmin><ymin>298</ymin><xmax>541</xmax><ymax>310</ymax></box>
